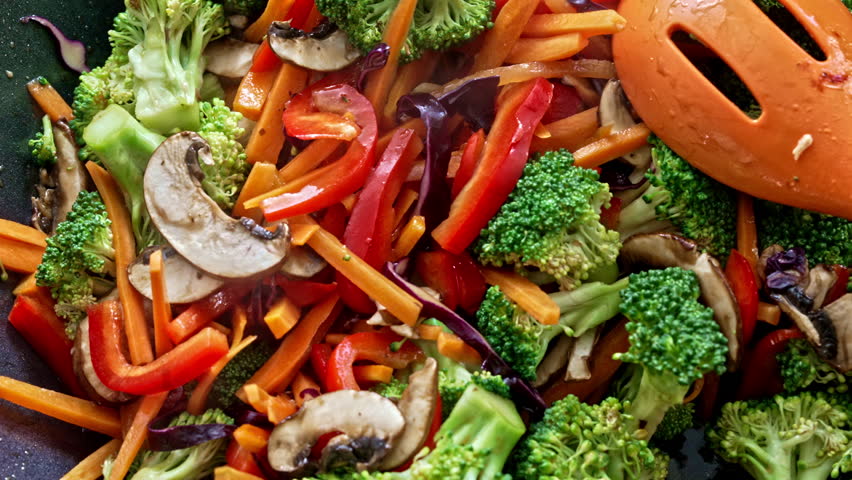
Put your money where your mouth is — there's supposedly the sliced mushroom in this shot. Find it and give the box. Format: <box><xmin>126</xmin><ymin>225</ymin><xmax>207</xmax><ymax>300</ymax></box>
<box><xmin>565</xmin><ymin>327</ymin><xmax>599</xmax><ymax>381</ymax></box>
<box><xmin>268</xmin><ymin>390</ymin><xmax>405</xmax><ymax>475</ymax></box>
<box><xmin>820</xmin><ymin>294</ymin><xmax>852</xmax><ymax>372</ymax></box>
<box><xmin>268</xmin><ymin>21</ymin><xmax>361</xmax><ymax>72</ymax></box>
<box><xmin>620</xmin><ymin>233</ymin><xmax>742</xmax><ymax>369</ymax></box>
<box><xmin>803</xmin><ymin>265</ymin><xmax>838</xmax><ymax>310</ymax></box>
<box><xmin>280</xmin><ymin>246</ymin><xmax>327</xmax><ymax>279</ymax></box>
<box><xmin>598</xmin><ymin>79</ymin><xmax>651</xmax><ymax>183</ymax></box>
<box><xmin>379</xmin><ymin>358</ymin><xmax>438</xmax><ymax>470</ymax></box>
<box><xmin>144</xmin><ymin>132</ymin><xmax>291</xmax><ymax>280</ymax></box>
<box><xmin>73</xmin><ymin>318</ymin><xmax>133</xmax><ymax>405</ymax></box>
<box><xmin>128</xmin><ymin>246</ymin><xmax>225</xmax><ymax>303</ymax></box>
<box><xmin>204</xmin><ymin>38</ymin><xmax>259</xmax><ymax>78</ymax></box>
<box><xmin>534</xmin><ymin>335</ymin><xmax>575</xmax><ymax>387</ymax></box>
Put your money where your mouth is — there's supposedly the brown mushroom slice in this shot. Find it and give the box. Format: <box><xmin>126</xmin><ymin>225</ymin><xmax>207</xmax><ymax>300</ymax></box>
<box><xmin>128</xmin><ymin>246</ymin><xmax>225</xmax><ymax>303</ymax></box>
<box><xmin>204</xmin><ymin>38</ymin><xmax>259</xmax><ymax>78</ymax></box>
<box><xmin>144</xmin><ymin>133</ymin><xmax>290</xmax><ymax>280</ymax></box>
<box><xmin>280</xmin><ymin>246</ymin><xmax>328</xmax><ymax>279</ymax></box>
<box><xmin>268</xmin><ymin>21</ymin><xmax>361</xmax><ymax>72</ymax></box>
<box><xmin>379</xmin><ymin>358</ymin><xmax>439</xmax><ymax>470</ymax></box>
<box><xmin>820</xmin><ymin>294</ymin><xmax>852</xmax><ymax>372</ymax></box>
<box><xmin>804</xmin><ymin>265</ymin><xmax>838</xmax><ymax>310</ymax></box>
<box><xmin>772</xmin><ymin>295</ymin><xmax>821</xmax><ymax>346</ymax></box>
<box><xmin>267</xmin><ymin>390</ymin><xmax>405</xmax><ymax>474</ymax></box>
<box><xmin>73</xmin><ymin>318</ymin><xmax>133</xmax><ymax>405</ymax></box>
<box><xmin>565</xmin><ymin>328</ymin><xmax>598</xmax><ymax>381</ymax></box>
<box><xmin>52</xmin><ymin>121</ymin><xmax>89</xmax><ymax>230</ymax></box>
<box><xmin>534</xmin><ymin>336</ymin><xmax>575</xmax><ymax>387</ymax></box>
<box><xmin>620</xmin><ymin>233</ymin><xmax>742</xmax><ymax>369</ymax></box>
<box><xmin>598</xmin><ymin>79</ymin><xmax>651</xmax><ymax>184</ymax></box>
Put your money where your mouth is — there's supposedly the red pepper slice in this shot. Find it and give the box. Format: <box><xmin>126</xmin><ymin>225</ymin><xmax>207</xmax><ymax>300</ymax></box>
<box><xmin>432</xmin><ymin>78</ymin><xmax>554</xmax><ymax>254</ymax></box>
<box><xmin>225</xmin><ymin>440</ymin><xmax>265</xmax><ymax>477</ymax></box>
<box><xmin>8</xmin><ymin>295</ymin><xmax>87</xmax><ymax>398</ymax></box>
<box><xmin>826</xmin><ymin>264</ymin><xmax>849</xmax><ymax>305</ymax></box>
<box><xmin>276</xmin><ymin>278</ymin><xmax>338</xmax><ymax>308</ymax></box>
<box><xmin>452</xmin><ymin>129</ymin><xmax>485</xmax><ymax>199</ymax></box>
<box><xmin>285</xmin><ymin>0</ymin><xmax>315</xmax><ymax>30</ymax></box>
<box><xmin>736</xmin><ymin>328</ymin><xmax>804</xmax><ymax>400</ymax></box>
<box><xmin>599</xmin><ymin>196</ymin><xmax>622</xmax><ymax>231</ymax></box>
<box><xmin>250</xmin><ymin>41</ymin><xmax>282</xmax><ymax>73</ymax></box>
<box><xmin>415</xmin><ymin>249</ymin><xmax>486</xmax><ymax>313</ymax></box>
<box><xmin>319</xmin><ymin>203</ymin><xmax>349</xmax><ymax>240</ymax></box>
<box><xmin>725</xmin><ymin>249</ymin><xmax>759</xmax><ymax>345</ymax></box>
<box><xmin>310</xmin><ymin>343</ymin><xmax>333</xmax><ymax>386</ymax></box>
<box><xmin>167</xmin><ymin>284</ymin><xmax>253</xmax><ymax>344</ymax></box>
<box><xmin>325</xmin><ymin>331</ymin><xmax>423</xmax><ymax>392</ymax></box>
<box><xmin>696</xmin><ymin>372</ymin><xmax>720</xmax><ymax>421</ymax></box>
<box><xmin>88</xmin><ymin>301</ymin><xmax>229</xmax><ymax>395</ymax></box>
<box><xmin>541</xmin><ymin>82</ymin><xmax>584</xmax><ymax>124</ymax></box>
<box><xmin>338</xmin><ymin>128</ymin><xmax>421</xmax><ymax>313</ymax></box>
<box><xmin>262</xmin><ymin>85</ymin><xmax>378</xmax><ymax>220</ymax></box>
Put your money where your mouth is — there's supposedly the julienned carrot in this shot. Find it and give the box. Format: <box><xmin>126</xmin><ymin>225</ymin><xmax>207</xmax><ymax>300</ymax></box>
<box><xmin>26</xmin><ymin>78</ymin><xmax>74</xmax><ymax>122</ymax></box>
<box><xmin>86</xmin><ymin>162</ymin><xmax>154</xmax><ymax>365</ymax></box>
<box><xmin>264</xmin><ymin>296</ymin><xmax>301</xmax><ymax>339</ymax></box>
<box><xmin>233</xmin><ymin>424</ymin><xmax>271</xmax><ymax>454</ymax></box>
<box><xmin>241</xmin><ymin>384</ymin><xmax>297</xmax><ymax>423</ymax></box>
<box><xmin>382</xmin><ymin>51</ymin><xmax>440</xmax><ymax>129</ymax></box>
<box><xmin>378</xmin><ymin>119</ymin><xmax>426</xmax><ymax>155</ymax></box>
<box><xmin>242</xmin><ymin>294</ymin><xmax>341</xmax><ymax>394</ymax></box>
<box><xmin>245</xmin><ymin>63</ymin><xmax>309</xmax><ymax>164</ymax></box>
<box><xmin>289</xmin><ymin>214</ymin><xmax>321</xmax><ymax>246</ymax></box>
<box><xmin>470</xmin><ymin>0</ymin><xmax>540</xmax><ymax>72</ymax></box>
<box><xmin>542</xmin><ymin>0</ymin><xmax>577</xmax><ymax>13</ymax></box>
<box><xmin>292</xmin><ymin>372</ymin><xmax>321</xmax><ymax>406</ymax></box>
<box><xmin>417</xmin><ymin>324</ymin><xmax>443</xmax><ymax>341</ymax></box>
<box><xmin>60</xmin><ymin>438</ymin><xmax>122</xmax><ymax>480</ymax></box>
<box><xmin>214</xmin><ymin>466</ymin><xmax>265</xmax><ymax>480</ymax></box>
<box><xmin>572</xmin><ymin>123</ymin><xmax>652</xmax><ymax>169</ymax></box>
<box><xmin>233</xmin><ymin>163</ymin><xmax>282</xmax><ymax>221</ymax></box>
<box><xmin>0</xmin><ymin>236</ymin><xmax>45</xmax><ymax>274</ymax></box>
<box><xmin>167</xmin><ymin>284</ymin><xmax>253</xmax><ymax>344</ymax></box>
<box><xmin>364</xmin><ymin>0</ymin><xmax>418</xmax><ymax>113</ymax></box>
<box><xmin>353</xmin><ymin>365</ymin><xmax>395</xmax><ymax>384</ymax></box>
<box><xmin>234</xmin><ymin>69</ymin><xmax>280</xmax><ymax>122</ymax></box>
<box><xmin>0</xmin><ymin>219</ymin><xmax>47</xmax><ymax>247</ymax></box>
<box><xmin>108</xmin><ymin>393</ymin><xmax>168</xmax><ymax>480</ymax></box>
<box><xmin>480</xmin><ymin>268</ymin><xmax>560</xmax><ymax>325</ymax></box>
<box><xmin>757</xmin><ymin>301</ymin><xmax>781</xmax><ymax>325</ymax></box>
<box><xmin>523</xmin><ymin>11</ymin><xmax>627</xmax><ymax>37</ymax></box>
<box><xmin>244</xmin><ymin>0</ymin><xmax>296</xmax><ymax>42</ymax></box>
<box><xmin>149</xmin><ymin>250</ymin><xmax>173</xmax><ymax>357</ymax></box>
<box><xmin>187</xmin><ymin>335</ymin><xmax>256</xmax><ymax>415</ymax></box>
<box><xmin>506</xmin><ymin>33</ymin><xmax>588</xmax><ymax>63</ymax></box>
<box><xmin>0</xmin><ymin>376</ymin><xmax>121</xmax><ymax>437</ymax></box>
<box><xmin>391</xmin><ymin>215</ymin><xmax>425</xmax><ymax>260</ymax></box>
<box><xmin>530</xmin><ymin>107</ymin><xmax>599</xmax><ymax>153</ymax></box>
<box><xmin>392</xmin><ymin>189</ymin><xmax>419</xmax><ymax>230</ymax></box>
<box><xmin>307</xmin><ymin>228</ymin><xmax>423</xmax><ymax>326</ymax></box>
<box><xmin>437</xmin><ymin>331</ymin><xmax>483</xmax><ymax>366</ymax></box>
<box><xmin>736</xmin><ymin>193</ymin><xmax>759</xmax><ymax>276</ymax></box>
<box><xmin>278</xmin><ymin>139</ymin><xmax>342</xmax><ymax>182</ymax></box>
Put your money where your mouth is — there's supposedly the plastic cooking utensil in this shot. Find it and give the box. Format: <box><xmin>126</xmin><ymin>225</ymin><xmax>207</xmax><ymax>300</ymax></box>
<box><xmin>613</xmin><ymin>0</ymin><xmax>852</xmax><ymax>219</ymax></box>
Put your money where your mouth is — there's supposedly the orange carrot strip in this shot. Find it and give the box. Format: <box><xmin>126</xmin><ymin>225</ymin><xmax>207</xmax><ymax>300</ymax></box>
<box><xmin>391</xmin><ymin>189</ymin><xmax>419</xmax><ymax>231</ymax></box>
<box><xmin>292</xmin><ymin>372</ymin><xmax>321</xmax><ymax>406</ymax></box>
<box><xmin>0</xmin><ymin>236</ymin><xmax>45</xmax><ymax>274</ymax></box>
<box><xmin>324</xmin><ymin>333</ymin><xmax>347</xmax><ymax>344</ymax></box>
<box><xmin>60</xmin><ymin>438</ymin><xmax>122</xmax><ymax>480</ymax></box>
<box><xmin>523</xmin><ymin>11</ymin><xmax>627</xmax><ymax>37</ymax></box>
<box><xmin>378</xmin><ymin>118</ymin><xmax>427</xmax><ymax>156</ymax></box>
<box><xmin>439</xmin><ymin>61</ymin><xmax>615</xmax><ymax>99</ymax></box>
<box><xmin>264</xmin><ymin>296</ymin><xmax>301</xmax><ymax>339</ymax></box>
<box><xmin>542</xmin><ymin>0</ymin><xmax>577</xmax><ymax>13</ymax></box>
<box><xmin>232</xmin><ymin>306</ymin><xmax>248</xmax><ymax>346</ymax></box>
<box><xmin>417</xmin><ymin>324</ymin><xmax>444</xmax><ymax>341</ymax></box>
<box><xmin>26</xmin><ymin>78</ymin><xmax>73</xmax><ymax>122</ymax></box>
<box><xmin>149</xmin><ymin>250</ymin><xmax>173</xmax><ymax>357</ymax></box>
<box><xmin>353</xmin><ymin>365</ymin><xmax>394</xmax><ymax>384</ymax></box>
<box><xmin>307</xmin><ymin>228</ymin><xmax>422</xmax><ymax>326</ymax></box>
<box><xmin>437</xmin><ymin>331</ymin><xmax>483</xmax><ymax>366</ymax></box>
<box><xmin>758</xmin><ymin>302</ymin><xmax>781</xmax><ymax>325</ymax></box>
<box><xmin>480</xmin><ymin>268</ymin><xmax>560</xmax><ymax>325</ymax></box>
<box><xmin>471</xmin><ymin>0</ymin><xmax>540</xmax><ymax>72</ymax></box>
<box><xmin>506</xmin><ymin>34</ymin><xmax>588</xmax><ymax>63</ymax></box>
<box><xmin>572</xmin><ymin>123</ymin><xmax>652</xmax><ymax>169</ymax></box>
<box><xmin>341</xmin><ymin>194</ymin><xmax>358</xmax><ymax>213</ymax></box>
<box><xmin>242</xmin><ymin>294</ymin><xmax>342</xmax><ymax>394</ymax></box>
<box><xmin>683</xmin><ymin>376</ymin><xmax>705</xmax><ymax>404</ymax></box>
<box><xmin>12</xmin><ymin>273</ymin><xmax>39</xmax><ymax>297</ymax></box>
<box><xmin>0</xmin><ymin>376</ymin><xmax>121</xmax><ymax>437</ymax></box>
<box><xmin>289</xmin><ymin>214</ymin><xmax>321</xmax><ymax>246</ymax></box>
<box><xmin>382</xmin><ymin>51</ymin><xmax>440</xmax><ymax>129</ymax></box>
<box><xmin>234</xmin><ymin>68</ymin><xmax>280</xmax><ymax>122</ymax></box>
<box><xmin>233</xmin><ymin>424</ymin><xmax>271</xmax><ymax>454</ymax></box>
<box><xmin>108</xmin><ymin>393</ymin><xmax>168</xmax><ymax>480</ymax></box>
<box><xmin>233</xmin><ymin>163</ymin><xmax>283</xmax><ymax>221</ymax></box>
<box><xmin>530</xmin><ymin>107</ymin><xmax>600</xmax><ymax>153</ymax></box>
<box><xmin>215</xmin><ymin>466</ymin><xmax>265</xmax><ymax>480</ymax></box>
<box><xmin>244</xmin><ymin>0</ymin><xmax>296</xmax><ymax>42</ymax></box>
<box><xmin>391</xmin><ymin>215</ymin><xmax>425</xmax><ymax>260</ymax></box>
<box><xmin>363</xmin><ymin>0</ymin><xmax>418</xmax><ymax>113</ymax></box>
<box><xmin>0</xmin><ymin>219</ymin><xmax>47</xmax><ymax>247</ymax></box>
<box><xmin>279</xmin><ymin>139</ymin><xmax>342</xmax><ymax>182</ymax></box>
<box><xmin>245</xmin><ymin>63</ymin><xmax>309</xmax><ymax>164</ymax></box>
<box><xmin>187</xmin><ymin>335</ymin><xmax>257</xmax><ymax>415</ymax></box>
<box><xmin>241</xmin><ymin>384</ymin><xmax>297</xmax><ymax>424</ymax></box>
<box><xmin>736</xmin><ymin>193</ymin><xmax>760</xmax><ymax>277</ymax></box>
<box><xmin>86</xmin><ymin>162</ymin><xmax>153</xmax><ymax>365</ymax></box>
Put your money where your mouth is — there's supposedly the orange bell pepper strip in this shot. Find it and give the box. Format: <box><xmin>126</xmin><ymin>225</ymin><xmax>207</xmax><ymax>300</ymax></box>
<box><xmin>325</xmin><ymin>331</ymin><xmax>423</xmax><ymax>391</ymax></box>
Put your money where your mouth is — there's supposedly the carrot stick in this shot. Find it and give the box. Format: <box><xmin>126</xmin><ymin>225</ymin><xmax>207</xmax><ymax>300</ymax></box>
<box><xmin>437</xmin><ymin>331</ymin><xmax>483</xmax><ymax>366</ymax></box>
<box><xmin>26</xmin><ymin>78</ymin><xmax>73</xmax><ymax>122</ymax></box>
<box><xmin>233</xmin><ymin>424</ymin><xmax>271</xmax><ymax>454</ymax></box>
<box><xmin>241</xmin><ymin>385</ymin><xmax>297</xmax><ymax>423</ymax></box>
<box><xmin>506</xmin><ymin>33</ymin><xmax>589</xmax><ymax>63</ymax></box>
<box><xmin>353</xmin><ymin>365</ymin><xmax>395</xmax><ymax>384</ymax></box>
<box><xmin>108</xmin><ymin>393</ymin><xmax>167</xmax><ymax>480</ymax></box>
<box><xmin>187</xmin><ymin>335</ymin><xmax>257</xmax><ymax>415</ymax></box>
<box><xmin>391</xmin><ymin>215</ymin><xmax>425</xmax><ymax>260</ymax></box>
<box><xmin>86</xmin><ymin>162</ymin><xmax>153</xmax><ymax>365</ymax></box>
<box><xmin>0</xmin><ymin>219</ymin><xmax>47</xmax><ymax>247</ymax></box>
<box><xmin>60</xmin><ymin>439</ymin><xmax>122</xmax><ymax>480</ymax></box>
<box><xmin>149</xmin><ymin>250</ymin><xmax>173</xmax><ymax>357</ymax></box>
<box><xmin>471</xmin><ymin>0</ymin><xmax>540</xmax><ymax>72</ymax></box>
<box><xmin>244</xmin><ymin>0</ymin><xmax>296</xmax><ymax>42</ymax></box>
<box><xmin>757</xmin><ymin>302</ymin><xmax>781</xmax><ymax>325</ymax></box>
<box><xmin>289</xmin><ymin>214</ymin><xmax>321</xmax><ymax>246</ymax></box>
<box><xmin>307</xmin><ymin>228</ymin><xmax>422</xmax><ymax>325</ymax></box>
<box><xmin>264</xmin><ymin>296</ymin><xmax>301</xmax><ymax>339</ymax></box>
<box><xmin>572</xmin><ymin>123</ymin><xmax>652</xmax><ymax>169</ymax></box>
<box><xmin>378</xmin><ymin>118</ymin><xmax>427</xmax><ymax>156</ymax></box>
<box><xmin>523</xmin><ymin>11</ymin><xmax>627</xmax><ymax>37</ymax></box>
<box><xmin>292</xmin><ymin>372</ymin><xmax>321</xmax><ymax>406</ymax></box>
<box><xmin>233</xmin><ymin>163</ymin><xmax>283</xmax><ymax>221</ymax></box>
<box><xmin>245</xmin><ymin>63</ymin><xmax>309</xmax><ymax>164</ymax></box>
<box><xmin>242</xmin><ymin>294</ymin><xmax>341</xmax><ymax>394</ymax></box>
<box><xmin>480</xmin><ymin>268</ymin><xmax>561</xmax><ymax>325</ymax></box>
<box><xmin>279</xmin><ymin>139</ymin><xmax>342</xmax><ymax>182</ymax></box>
<box><xmin>736</xmin><ymin>193</ymin><xmax>759</xmax><ymax>276</ymax></box>
<box><xmin>363</xmin><ymin>0</ymin><xmax>419</xmax><ymax>113</ymax></box>
<box><xmin>214</xmin><ymin>466</ymin><xmax>265</xmax><ymax>480</ymax></box>
<box><xmin>530</xmin><ymin>107</ymin><xmax>600</xmax><ymax>153</ymax></box>
<box><xmin>167</xmin><ymin>284</ymin><xmax>253</xmax><ymax>344</ymax></box>
<box><xmin>0</xmin><ymin>376</ymin><xmax>121</xmax><ymax>437</ymax></box>
<box><xmin>382</xmin><ymin>51</ymin><xmax>440</xmax><ymax>128</ymax></box>
<box><xmin>391</xmin><ymin>189</ymin><xmax>419</xmax><ymax>230</ymax></box>
<box><xmin>234</xmin><ymin>69</ymin><xmax>280</xmax><ymax>122</ymax></box>
<box><xmin>0</xmin><ymin>236</ymin><xmax>45</xmax><ymax>274</ymax></box>
<box><xmin>542</xmin><ymin>0</ymin><xmax>577</xmax><ymax>13</ymax></box>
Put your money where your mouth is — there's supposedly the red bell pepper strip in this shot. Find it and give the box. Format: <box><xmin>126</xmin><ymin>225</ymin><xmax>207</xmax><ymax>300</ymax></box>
<box><xmin>541</xmin><ymin>82</ymin><xmax>584</xmax><ymax>124</ymax></box>
<box><xmin>261</xmin><ymin>85</ymin><xmax>378</xmax><ymax>220</ymax></box>
<box><xmin>252</xmin><ymin>41</ymin><xmax>282</xmax><ymax>73</ymax></box>
<box><xmin>285</xmin><ymin>0</ymin><xmax>315</xmax><ymax>30</ymax></box>
<box><xmin>599</xmin><ymin>196</ymin><xmax>622</xmax><ymax>231</ymax></box>
<box><xmin>826</xmin><ymin>265</ymin><xmax>850</xmax><ymax>305</ymax></box>
<box><xmin>339</xmin><ymin>128</ymin><xmax>421</xmax><ymax>313</ymax></box>
<box><xmin>451</xmin><ymin>129</ymin><xmax>485</xmax><ymax>199</ymax></box>
<box><xmin>318</xmin><ymin>203</ymin><xmax>348</xmax><ymax>240</ymax></box>
<box><xmin>415</xmin><ymin>249</ymin><xmax>487</xmax><ymax>313</ymax></box>
<box><xmin>725</xmin><ymin>249</ymin><xmax>759</xmax><ymax>345</ymax></box>
<box><xmin>736</xmin><ymin>328</ymin><xmax>804</xmax><ymax>400</ymax></box>
<box><xmin>7</xmin><ymin>295</ymin><xmax>87</xmax><ymax>398</ymax></box>
<box><xmin>276</xmin><ymin>278</ymin><xmax>338</xmax><ymax>308</ymax></box>
<box><xmin>89</xmin><ymin>301</ymin><xmax>230</xmax><ymax>395</ymax></box>
<box><xmin>225</xmin><ymin>440</ymin><xmax>265</xmax><ymax>477</ymax></box>
<box><xmin>326</xmin><ymin>331</ymin><xmax>423</xmax><ymax>391</ymax></box>
<box><xmin>167</xmin><ymin>284</ymin><xmax>253</xmax><ymax>344</ymax></box>
<box><xmin>696</xmin><ymin>372</ymin><xmax>720</xmax><ymax>422</ymax></box>
<box><xmin>432</xmin><ymin>78</ymin><xmax>554</xmax><ymax>254</ymax></box>
<box><xmin>310</xmin><ymin>343</ymin><xmax>333</xmax><ymax>387</ymax></box>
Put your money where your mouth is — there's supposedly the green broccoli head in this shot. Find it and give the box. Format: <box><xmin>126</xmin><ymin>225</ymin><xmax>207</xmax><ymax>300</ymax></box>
<box><xmin>615</xmin><ymin>267</ymin><xmax>728</xmax><ymax>436</ymax></box>
<box><xmin>513</xmin><ymin>395</ymin><xmax>669</xmax><ymax>480</ymax></box>
<box><xmin>35</xmin><ymin>191</ymin><xmax>115</xmax><ymax>337</ymax></box>
<box><xmin>29</xmin><ymin>115</ymin><xmax>57</xmax><ymax>167</ymax></box>
<box><xmin>756</xmin><ymin>201</ymin><xmax>852</xmax><ymax>267</ymax></box>
<box><xmin>708</xmin><ymin>392</ymin><xmax>852</xmax><ymax>480</ymax></box>
<box><xmin>475</xmin><ymin>149</ymin><xmax>621</xmax><ymax>289</ymax></box>
<box><xmin>371</xmin><ymin>375</ymin><xmax>409</xmax><ymax>401</ymax></box>
<box><xmin>197</xmin><ymin>99</ymin><xmax>250</xmax><ymax>211</ymax></box>
<box><xmin>778</xmin><ymin>338</ymin><xmax>850</xmax><ymax>394</ymax></box>
<box><xmin>208</xmin><ymin>340</ymin><xmax>274</xmax><ymax>410</ymax></box>
<box><xmin>219</xmin><ymin>0</ymin><xmax>266</xmax><ymax>18</ymax></box>
<box><xmin>654</xmin><ymin>402</ymin><xmax>695</xmax><ymax>442</ymax></box>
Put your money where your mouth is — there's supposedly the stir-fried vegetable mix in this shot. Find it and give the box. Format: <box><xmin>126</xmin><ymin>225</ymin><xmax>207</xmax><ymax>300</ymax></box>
<box><xmin>2</xmin><ymin>0</ymin><xmax>852</xmax><ymax>479</ymax></box>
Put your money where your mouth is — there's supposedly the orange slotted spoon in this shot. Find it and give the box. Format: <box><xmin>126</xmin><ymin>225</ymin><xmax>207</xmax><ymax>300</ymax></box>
<box><xmin>613</xmin><ymin>0</ymin><xmax>852</xmax><ymax>219</ymax></box>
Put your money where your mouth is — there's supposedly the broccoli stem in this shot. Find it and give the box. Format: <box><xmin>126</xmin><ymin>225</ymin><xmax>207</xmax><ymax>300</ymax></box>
<box><xmin>626</xmin><ymin>370</ymin><xmax>690</xmax><ymax>437</ymax></box>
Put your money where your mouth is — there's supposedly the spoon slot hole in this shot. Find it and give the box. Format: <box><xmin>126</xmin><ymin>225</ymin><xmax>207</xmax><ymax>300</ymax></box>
<box><xmin>753</xmin><ymin>0</ymin><xmax>827</xmax><ymax>61</ymax></box>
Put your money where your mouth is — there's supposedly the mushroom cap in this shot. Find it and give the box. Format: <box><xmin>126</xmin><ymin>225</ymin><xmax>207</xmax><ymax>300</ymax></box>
<box><xmin>127</xmin><ymin>246</ymin><xmax>225</xmax><ymax>303</ymax></box>
<box><xmin>268</xmin><ymin>21</ymin><xmax>361</xmax><ymax>72</ymax></box>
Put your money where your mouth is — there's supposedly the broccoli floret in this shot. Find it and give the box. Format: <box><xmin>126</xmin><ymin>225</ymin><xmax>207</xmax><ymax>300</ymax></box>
<box><xmin>513</xmin><ymin>395</ymin><xmax>669</xmax><ymax>480</ymax></box>
<box><xmin>371</xmin><ymin>375</ymin><xmax>409</xmax><ymax>400</ymax></box>
<box><xmin>475</xmin><ymin>277</ymin><xmax>628</xmax><ymax>382</ymax></box>
<box><xmin>35</xmin><ymin>191</ymin><xmax>115</xmax><ymax>337</ymax></box>
<box><xmin>220</xmin><ymin>0</ymin><xmax>266</xmax><ymax>18</ymax></box>
<box><xmin>475</xmin><ymin>149</ymin><xmax>621</xmax><ymax>289</ymax></box>
<box><xmin>655</xmin><ymin>402</ymin><xmax>696</xmax><ymax>442</ymax></box>
<box><xmin>708</xmin><ymin>392</ymin><xmax>852</xmax><ymax>480</ymax></box>
<box><xmin>755</xmin><ymin>201</ymin><xmax>852</xmax><ymax>267</ymax></box>
<box><xmin>618</xmin><ymin>137</ymin><xmax>737</xmax><ymax>258</ymax></box>
<box><xmin>208</xmin><ymin>340</ymin><xmax>274</xmax><ymax>409</ymax></box>
<box><xmin>103</xmin><ymin>409</ymin><xmax>234</xmax><ymax>480</ymax></box>
<box><xmin>778</xmin><ymin>338</ymin><xmax>850</xmax><ymax>394</ymax></box>
<box><xmin>29</xmin><ymin>115</ymin><xmax>57</xmax><ymax>167</ymax></box>
<box><xmin>197</xmin><ymin>99</ymin><xmax>250</xmax><ymax>211</ymax></box>
<box><xmin>614</xmin><ymin>267</ymin><xmax>728</xmax><ymax>437</ymax></box>
<box><xmin>82</xmin><ymin>104</ymin><xmax>165</xmax><ymax>250</ymax></box>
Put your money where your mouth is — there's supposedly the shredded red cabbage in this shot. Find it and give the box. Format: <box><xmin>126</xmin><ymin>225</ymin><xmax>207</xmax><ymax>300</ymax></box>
<box><xmin>765</xmin><ymin>247</ymin><xmax>809</xmax><ymax>292</ymax></box>
<box><xmin>568</xmin><ymin>0</ymin><xmax>611</xmax><ymax>12</ymax></box>
<box><xmin>147</xmin><ymin>422</ymin><xmax>236</xmax><ymax>452</ymax></box>
<box><xmin>20</xmin><ymin>16</ymin><xmax>90</xmax><ymax>73</ymax></box>
<box><xmin>357</xmin><ymin>43</ymin><xmax>390</xmax><ymax>92</ymax></box>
